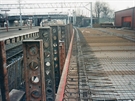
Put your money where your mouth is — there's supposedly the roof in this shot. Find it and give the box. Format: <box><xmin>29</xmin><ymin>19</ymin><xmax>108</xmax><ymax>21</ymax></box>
<box><xmin>115</xmin><ymin>6</ymin><xmax>135</xmax><ymax>13</ymax></box>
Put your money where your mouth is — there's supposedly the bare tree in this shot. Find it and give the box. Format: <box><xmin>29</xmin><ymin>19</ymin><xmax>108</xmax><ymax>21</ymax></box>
<box><xmin>108</xmin><ymin>10</ymin><xmax>115</xmax><ymax>19</ymax></box>
<box><xmin>102</xmin><ymin>3</ymin><xmax>110</xmax><ymax>18</ymax></box>
<box><xmin>94</xmin><ymin>1</ymin><xmax>114</xmax><ymax>23</ymax></box>
<box><xmin>94</xmin><ymin>1</ymin><xmax>103</xmax><ymax>23</ymax></box>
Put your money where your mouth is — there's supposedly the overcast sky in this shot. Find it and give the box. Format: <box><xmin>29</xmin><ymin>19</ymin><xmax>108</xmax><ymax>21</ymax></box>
<box><xmin>0</xmin><ymin>0</ymin><xmax>135</xmax><ymax>16</ymax></box>
<box><xmin>0</xmin><ymin>0</ymin><xmax>135</xmax><ymax>10</ymax></box>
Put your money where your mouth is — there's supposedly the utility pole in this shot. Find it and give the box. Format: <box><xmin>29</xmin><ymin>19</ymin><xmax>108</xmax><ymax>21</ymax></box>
<box><xmin>1</xmin><ymin>10</ymin><xmax>10</xmax><ymax>32</ymax></box>
<box><xmin>90</xmin><ymin>2</ymin><xmax>93</xmax><ymax>28</ymax></box>
<box><xmin>68</xmin><ymin>13</ymin><xmax>69</xmax><ymax>24</ymax></box>
<box><xmin>18</xmin><ymin>0</ymin><xmax>22</xmax><ymax>30</ymax></box>
<box><xmin>68</xmin><ymin>9</ymin><xmax>70</xmax><ymax>24</ymax></box>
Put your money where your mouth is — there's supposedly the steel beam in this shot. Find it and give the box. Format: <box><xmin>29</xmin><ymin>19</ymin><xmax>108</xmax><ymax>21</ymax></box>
<box><xmin>0</xmin><ymin>2</ymin><xmax>89</xmax><ymax>9</ymax></box>
<box><xmin>0</xmin><ymin>41</ymin><xmax>10</xmax><ymax>101</ymax></box>
<box><xmin>39</xmin><ymin>27</ymin><xmax>55</xmax><ymax>101</ymax></box>
<box><xmin>23</xmin><ymin>40</ymin><xmax>46</xmax><ymax>101</ymax></box>
<box><xmin>50</xmin><ymin>25</ymin><xmax>61</xmax><ymax>93</ymax></box>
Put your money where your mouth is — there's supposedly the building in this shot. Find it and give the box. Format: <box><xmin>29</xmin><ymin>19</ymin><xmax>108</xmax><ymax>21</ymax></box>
<box><xmin>115</xmin><ymin>7</ymin><xmax>135</xmax><ymax>30</ymax></box>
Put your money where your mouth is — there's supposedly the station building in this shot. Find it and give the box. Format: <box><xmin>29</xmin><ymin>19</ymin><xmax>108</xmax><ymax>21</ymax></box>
<box><xmin>115</xmin><ymin>7</ymin><xmax>135</xmax><ymax>30</ymax></box>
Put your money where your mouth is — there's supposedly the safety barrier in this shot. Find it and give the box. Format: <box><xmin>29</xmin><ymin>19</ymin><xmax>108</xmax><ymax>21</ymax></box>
<box><xmin>0</xmin><ymin>23</ymin><xmax>73</xmax><ymax>101</ymax></box>
<box><xmin>0</xmin><ymin>31</ymin><xmax>39</xmax><ymax>101</ymax></box>
<box><xmin>55</xmin><ymin>26</ymin><xmax>74</xmax><ymax>101</ymax></box>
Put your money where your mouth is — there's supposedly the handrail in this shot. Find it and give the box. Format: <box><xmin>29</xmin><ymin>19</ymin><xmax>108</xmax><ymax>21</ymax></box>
<box><xmin>55</xmin><ymin>29</ymin><xmax>74</xmax><ymax>101</ymax></box>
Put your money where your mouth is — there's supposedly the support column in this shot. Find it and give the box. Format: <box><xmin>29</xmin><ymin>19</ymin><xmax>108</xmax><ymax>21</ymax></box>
<box><xmin>39</xmin><ymin>27</ymin><xmax>55</xmax><ymax>101</ymax></box>
<box><xmin>23</xmin><ymin>40</ymin><xmax>46</xmax><ymax>101</ymax></box>
<box><xmin>50</xmin><ymin>25</ymin><xmax>61</xmax><ymax>93</ymax></box>
<box><xmin>0</xmin><ymin>41</ymin><xmax>10</xmax><ymax>101</ymax></box>
<box><xmin>59</xmin><ymin>41</ymin><xmax>66</xmax><ymax>75</ymax></box>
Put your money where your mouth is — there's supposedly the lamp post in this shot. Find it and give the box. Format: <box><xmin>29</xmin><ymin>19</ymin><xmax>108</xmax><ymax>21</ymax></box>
<box><xmin>68</xmin><ymin>12</ymin><xmax>69</xmax><ymax>24</ymax></box>
<box><xmin>1</xmin><ymin>10</ymin><xmax>10</xmax><ymax>32</ymax></box>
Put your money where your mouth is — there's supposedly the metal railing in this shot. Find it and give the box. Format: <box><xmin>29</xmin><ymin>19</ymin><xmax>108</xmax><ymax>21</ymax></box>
<box><xmin>55</xmin><ymin>27</ymin><xmax>74</xmax><ymax>101</ymax></box>
<box><xmin>0</xmin><ymin>23</ymin><xmax>74</xmax><ymax>101</ymax></box>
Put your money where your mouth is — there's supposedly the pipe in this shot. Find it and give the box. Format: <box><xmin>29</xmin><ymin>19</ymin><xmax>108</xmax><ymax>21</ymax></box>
<box><xmin>55</xmin><ymin>29</ymin><xmax>74</xmax><ymax>101</ymax></box>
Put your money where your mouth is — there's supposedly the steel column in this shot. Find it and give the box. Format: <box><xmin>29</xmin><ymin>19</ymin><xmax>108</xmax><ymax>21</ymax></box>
<box><xmin>59</xmin><ymin>25</ymin><xmax>67</xmax><ymax>55</ymax></box>
<box><xmin>23</xmin><ymin>40</ymin><xmax>46</xmax><ymax>101</ymax></box>
<box><xmin>50</xmin><ymin>25</ymin><xmax>61</xmax><ymax>93</ymax></box>
<box><xmin>65</xmin><ymin>25</ymin><xmax>69</xmax><ymax>55</ymax></box>
<box><xmin>0</xmin><ymin>41</ymin><xmax>10</xmax><ymax>101</ymax></box>
<box><xmin>59</xmin><ymin>25</ymin><xmax>66</xmax><ymax>42</ymax></box>
<box><xmin>59</xmin><ymin>25</ymin><xmax>68</xmax><ymax>72</ymax></box>
<box><xmin>39</xmin><ymin>27</ymin><xmax>55</xmax><ymax>101</ymax></box>
<box><xmin>59</xmin><ymin>41</ymin><xmax>66</xmax><ymax>75</ymax></box>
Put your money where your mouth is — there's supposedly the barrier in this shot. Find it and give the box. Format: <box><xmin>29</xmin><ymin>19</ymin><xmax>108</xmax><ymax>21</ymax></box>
<box><xmin>55</xmin><ymin>28</ymin><xmax>74</xmax><ymax>101</ymax></box>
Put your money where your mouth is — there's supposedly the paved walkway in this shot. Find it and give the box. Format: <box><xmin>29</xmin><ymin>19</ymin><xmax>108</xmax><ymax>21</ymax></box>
<box><xmin>0</xmin><ymin>27</ymin><xmax>39</xmax><ymax>39</ymax></box>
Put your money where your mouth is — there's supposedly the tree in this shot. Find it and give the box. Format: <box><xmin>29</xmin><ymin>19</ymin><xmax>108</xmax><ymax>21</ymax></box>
<box><xmin>94</xmin><ymin>1</ymin><xmax>103</xmax><ymax>23</ymax></box>
<box><xmin>108</xmin><ymin>10</ymin><xmax>115</xmax><ymax>19</ymax></box>
<box><xmin>102</xmin><ymin>3</ymin><xmax>110</xmax><ymax>18</ymax></box>
<box><xmin>94</xmin><ymin>1</ymin><xmax>114</xmax><ymax>23</ymax></box>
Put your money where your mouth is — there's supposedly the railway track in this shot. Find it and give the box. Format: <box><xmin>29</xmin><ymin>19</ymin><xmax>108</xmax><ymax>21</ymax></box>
<box><xmin>63</xmin><ymin>28</ymin><xmax>135</xmax><ymax>100</ymax></box>
<box><xmin>62</xmin><ymin>28</ymin><xmax>79</xmax><ymax>101</ymax></box>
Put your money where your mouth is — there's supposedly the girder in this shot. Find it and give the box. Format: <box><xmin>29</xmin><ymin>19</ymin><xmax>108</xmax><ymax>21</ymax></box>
<box><xmin>0</xmin><ymin>2</ymin><xmax>89</xmax><ymax>9</ymax></box>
